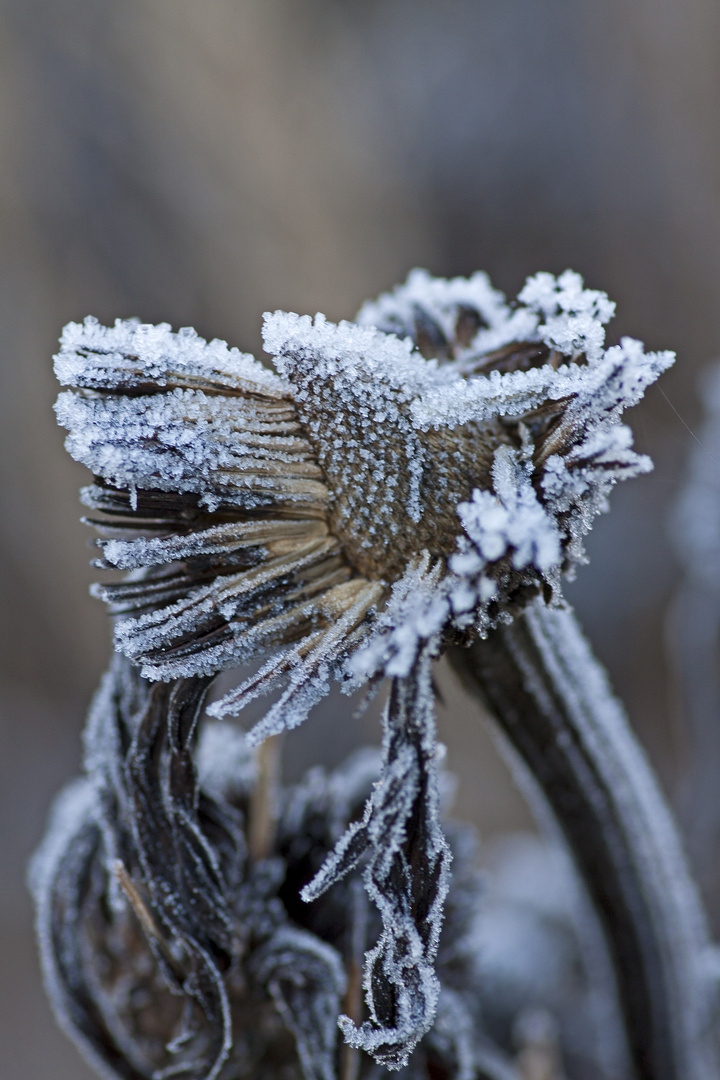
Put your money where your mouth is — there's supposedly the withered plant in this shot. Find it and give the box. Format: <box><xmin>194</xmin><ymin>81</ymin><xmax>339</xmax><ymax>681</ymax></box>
<box><xmin>32</xmin><ymin>270</ymin><xmax>720</xmax><ymax>1080</ymax></box>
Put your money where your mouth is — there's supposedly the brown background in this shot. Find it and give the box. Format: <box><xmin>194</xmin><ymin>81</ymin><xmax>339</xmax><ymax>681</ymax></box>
<box><xmin>2</xmin><ymin>2</ymin><xmax>720</xmax><ymax>1076</ymax></box>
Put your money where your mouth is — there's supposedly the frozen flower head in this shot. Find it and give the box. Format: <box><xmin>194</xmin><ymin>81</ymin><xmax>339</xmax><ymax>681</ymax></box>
<box><xmin>54</xmin><ymin>269</ymin><xmax>672</xmax><ymax>722</ymax></box>
<box><xmin>52</xmin><ymin>269</ymin><xmax>673</xmax><ymax>1069</ymax></box>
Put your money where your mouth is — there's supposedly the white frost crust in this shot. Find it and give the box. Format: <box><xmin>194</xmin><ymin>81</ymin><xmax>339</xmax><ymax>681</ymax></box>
<box><xmin>55</xmin><ymin>316</ymin><xmax>288</xmax><ymax>396</ymax></box>
<box><xmin>53</xmin><ymin>272</ymin><xmax>674</xmax><ymax>727</ymax></box>
<box><xmin>263</xmin><ymin>311</ymin><xmax>449</xmax><ymax>528</ymax></box>
<box><xmin>519</xmin><ymin>269</ymin><xmax>616</xmax><ymax>361</ymax></box>
<box><xmin>412</xmin><ymin>361</ymin><xmax>579</xmax><ymax>429</ymax></box>
<box><xmin>346</xmin><ymin>557</ymin><xmax>449</xmax><ymax>684</ymax></box>
<box><xmin>263</xmin><ymin>310</ymin><xmax>451</xmax><ymax>397</ymax></box>
<box><xmin>55</xmin><ymin>389</ymin><xmax>323</xmax><ymax>508</ymax></box>
<box><xmin>357</xmin><ymin>267</ymin><xmax>617</xmax><ymax>372</ymax></box>
<box><xmin>457</xmin><ymin>447</ymin><xmax>562</xmax><ymax>574</ymax></box>
<box><xmin>412</xmin><ymin>335</ymin><xmax>674</xmax><ymax>432</ymax></box>
<box><xmin>356</xmin><ymin>266</ymin><xmax>537</xmax><ymax>355</ymax></box>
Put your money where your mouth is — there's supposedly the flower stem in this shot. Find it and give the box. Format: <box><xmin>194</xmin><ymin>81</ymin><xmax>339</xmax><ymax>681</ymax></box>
<box><xmin>449</xmin><ymin>600</ymin><xmax>719</xmax><ymax>1080</ymax></box>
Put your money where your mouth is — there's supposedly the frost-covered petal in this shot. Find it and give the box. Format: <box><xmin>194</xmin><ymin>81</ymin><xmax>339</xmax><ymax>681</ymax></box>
<box><xmin>56</xmin><ymin>316</ymin><xmax>288</xmax><ymax>396</ymax></box>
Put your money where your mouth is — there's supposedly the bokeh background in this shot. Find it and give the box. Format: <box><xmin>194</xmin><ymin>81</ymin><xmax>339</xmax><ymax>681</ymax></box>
<box><xmin>3</xmin><ymin>2</ymin><xmax>720</xmax><ymax>1076</ymax></box>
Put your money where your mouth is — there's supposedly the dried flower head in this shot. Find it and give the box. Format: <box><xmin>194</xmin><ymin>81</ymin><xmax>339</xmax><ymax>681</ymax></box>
<box><xmin>49</xmin><ymin>268</ymin><xmax>672</xmax><ymax>1071</ymax></box>
<box><xmin>54</xmin><ymin>269</ymin><xmax>671</xmax><ymax>723</ymax></box>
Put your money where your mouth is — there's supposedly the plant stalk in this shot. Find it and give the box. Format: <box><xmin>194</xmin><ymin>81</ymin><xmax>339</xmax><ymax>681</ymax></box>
<box><xmin>449</xmin><ymin>599</ymin><xmax>719</xmax><ymax>1080</ymax></box>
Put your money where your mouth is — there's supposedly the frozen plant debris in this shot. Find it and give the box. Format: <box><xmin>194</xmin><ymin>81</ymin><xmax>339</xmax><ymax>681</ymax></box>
<box><xmin>47</xmin><ymin>268</ymin><xmax>674</xmax><ymax>1074</ymax></box>
<box><xmin>32</xmin><ymin>657</ymin><xmax>535</xmax><ymax>1080</ymax></box>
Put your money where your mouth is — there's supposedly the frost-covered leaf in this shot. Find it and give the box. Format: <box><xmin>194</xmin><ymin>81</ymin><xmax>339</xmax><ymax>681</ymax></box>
<box><xmin>304</xmin><ymin>653</ymin><xmax>452</xmax><ymax>1069</ymax></box>
<box><xmin>251</xmin><ymin>928</ymin><xmax>346</xmax><ymax>1080</ymax></box>
<box><xmin>55</xmin><ymin>317</ymin><xmax>289</xmax><ymax>396</ymax></box>
<box><xmin>54</xmin><ymin>318</ymin><xmax>374</xmax><ymax>703</ymax></box>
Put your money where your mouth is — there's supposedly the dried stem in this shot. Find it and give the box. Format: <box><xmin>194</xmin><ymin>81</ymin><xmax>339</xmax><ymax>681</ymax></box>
<box><xmin>449</xmin><ymin>600</ymin><xmax>720</xmax><ymax>1080</ymax></box>
<box><xmin>514</xmin><ymin>1010</ymin><xmax>563</xmax><ymax>1080</ymax></box>
<box><xmin>249</xmin><ymin>733</ymin><xmax>282</xmax><ymax>862</ymax></box>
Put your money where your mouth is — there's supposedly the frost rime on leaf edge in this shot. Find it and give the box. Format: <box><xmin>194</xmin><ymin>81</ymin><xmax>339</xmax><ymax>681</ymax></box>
<box><xmin>304</xmin><ymin>651</ymin><xmax>451</xmax><ymax>1069</ymax></box>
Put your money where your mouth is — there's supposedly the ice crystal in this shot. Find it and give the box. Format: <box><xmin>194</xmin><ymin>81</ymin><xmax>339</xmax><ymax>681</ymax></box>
<box><xmin>50</xmin><ymin>268</ymin><xmax>673</xmax><ymax>1071</ymax></box>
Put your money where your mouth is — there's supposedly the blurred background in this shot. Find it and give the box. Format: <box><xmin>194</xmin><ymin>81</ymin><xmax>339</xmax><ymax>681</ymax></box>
<box><xmin>3</xmin><ymin>1</ymin><xmax>720</xmax><ymax>1075</ymax></box>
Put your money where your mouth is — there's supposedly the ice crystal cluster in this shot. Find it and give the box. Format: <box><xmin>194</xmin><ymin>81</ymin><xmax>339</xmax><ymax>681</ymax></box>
<box><xmin>39</xmin><ymin>268</ymin><xmax>672</xmax><ymax>1080</ymax></box>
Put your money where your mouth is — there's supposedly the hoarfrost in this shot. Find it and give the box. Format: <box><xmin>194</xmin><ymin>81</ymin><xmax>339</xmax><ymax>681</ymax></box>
<box><xmin>345</xmin><ymin>557</ymin><xmax>448</xmax><ymax>685</ymax></box>
<box><xmin>263</xmin><ymin>310</ymin><xmax>446</xmax><ymax>531</ymax></box>
<box><xmin>56</xmin><ymin>315</ymin><xmax>287</xmax><ymax>396</ymax></box>
<box><xmin>518</xmin><ymin>268</ymin><xmax>615</xmax><ymax>362</ymax></box>
<box><xmin>412</xmin><ymin>363</ymin><xmax>580</xmax><ymax>430</ymax></box>
<box><xmin>54</xmin><ymin>389</ymin><xmax>323</xmax><ymax>508</ymax></box>
<box><xmin>457</xmin><ymin>446</ymin><xmax>562</xmax><ymax>574</ymax></box>
<box><xmin>356</xmin><ymin>266</ymin><xmax>537</xmax><ymax>359</ymax></box>
<box><xmin>55</xmin><ymin>270</ymin><xmax>670</xmax><ymax>708</ymax></box>
<box><xmin>412</xmin><ymin>333</ymin><xmax>672</xmax><ymax>432</ymax></box>
<box><xmin>304</xmin><ymin>653</ymin><xmax>452</xmax><ymax>1069</ymax></box>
